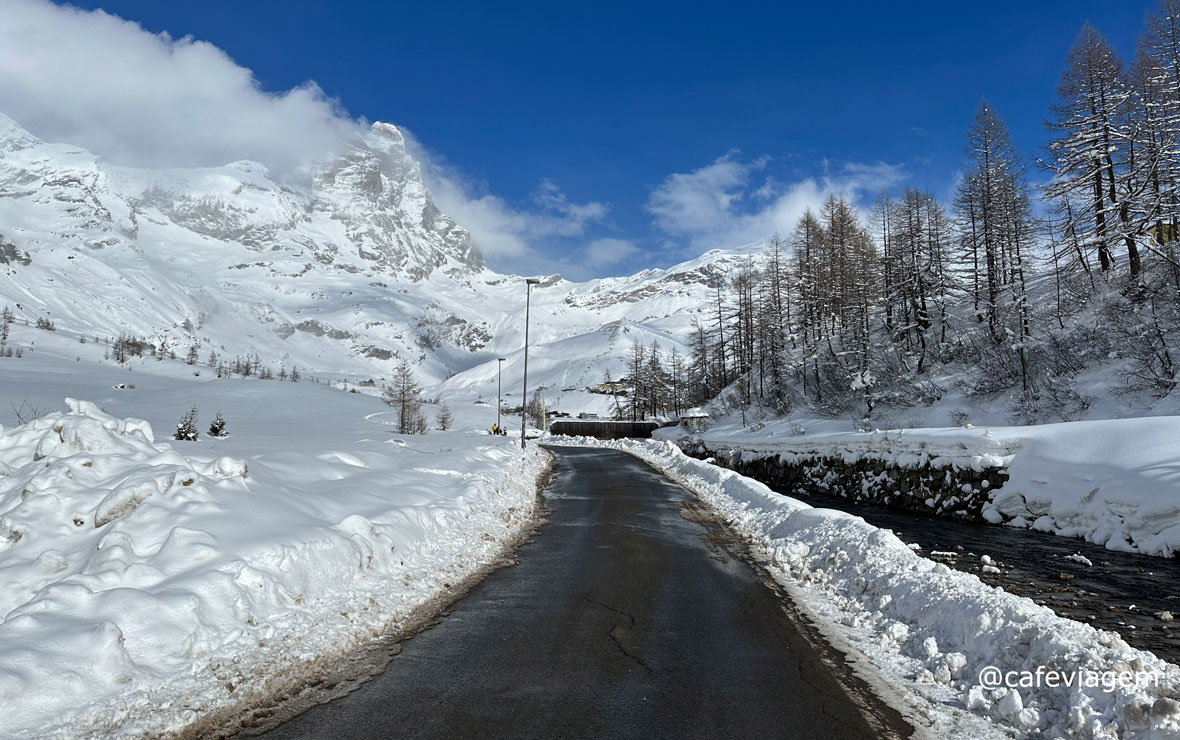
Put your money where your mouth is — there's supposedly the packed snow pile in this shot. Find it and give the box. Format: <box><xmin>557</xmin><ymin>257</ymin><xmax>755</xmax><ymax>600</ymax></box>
<box><xmin>561</xmin><ymin>437</ymin><xmax>1180</xmax><ymax>739</ymax></box>
<box><xmin>0</xmin><ymin>400</ymin><xmax>548</xmax><ymax>738</ymax></box>
<box><xmin>664</xmin><ymin>416</ymin><xmax>1180</xmax><ymax>558</ymax></box>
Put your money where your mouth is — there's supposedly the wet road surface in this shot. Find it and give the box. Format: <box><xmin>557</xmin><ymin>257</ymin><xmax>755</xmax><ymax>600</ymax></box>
<box><xmin>249</xmin><ymin>447</ymin><xmax>910</xmax><ymax>740</ymax></box>
<box><xmin>787</xmin><ymin>487</ymin><xmax>1180</xmax><ymax>663</ymax></box>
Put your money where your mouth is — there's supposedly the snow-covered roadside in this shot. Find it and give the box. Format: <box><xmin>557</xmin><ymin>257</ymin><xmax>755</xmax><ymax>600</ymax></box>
<box><xmin>665</xmin><ymin>416</ymin><xmax>1180</xmax><ymax>558</ymax></box>
<box><xmin>0</xmin><ymin>399</ymin><xmax>549</xmax><ymax>739</ymax></box>
<box><xmin>551</xmin><ymin>437</ymin><xmax>1180</xmax><ymax>739</ymax></box>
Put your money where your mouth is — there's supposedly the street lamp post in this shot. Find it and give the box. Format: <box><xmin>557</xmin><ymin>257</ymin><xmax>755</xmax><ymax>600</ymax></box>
<box><xmin>497</xmin><ymin>357</ymin><xmax>506</xmax><ymax>433</ymax></box>
<box><xmin>521</xmin><ymin>277</ymin><xmax>540</xmax><ymax>449</ymax></box>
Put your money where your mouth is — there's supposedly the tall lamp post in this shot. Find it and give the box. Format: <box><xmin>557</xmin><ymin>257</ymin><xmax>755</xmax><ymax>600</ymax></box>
<box><xmin>497</xmin><ymin>357</ymin><xmax>506</xmax><ymax>433</ymax></box>
<box><xmin>521</xmin><ymin>277</ymin><xmax>540</xmax><ymax>449</ymax></box>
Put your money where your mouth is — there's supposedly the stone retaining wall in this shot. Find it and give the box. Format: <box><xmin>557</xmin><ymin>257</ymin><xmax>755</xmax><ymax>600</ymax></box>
<box><xmin>683</xmin><ymin>442</ymin><xmax>1008</xmax><ymax>521</ymax></box>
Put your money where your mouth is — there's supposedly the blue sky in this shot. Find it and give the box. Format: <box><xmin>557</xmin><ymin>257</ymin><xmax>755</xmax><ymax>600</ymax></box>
<box><xmin>0</xmin><ymin>0</ymin><xmax>1161</xmax><ymax>279</ymax></box>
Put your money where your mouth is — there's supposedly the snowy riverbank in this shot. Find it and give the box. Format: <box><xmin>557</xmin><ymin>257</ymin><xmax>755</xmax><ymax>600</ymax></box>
<box><xmin>659</xmin><ymin>416</ymin><xmax>1180</xmax><ymax>558</ymax></box>
<box><xmin>0</xmin><ymin>399</ymin><xmax>548</xmax><ymax>738</ymax></box>
<box><xmin>552</xmin><ymin>436</ymin><xmax>1180</xmax><ymax>739</ymax></box>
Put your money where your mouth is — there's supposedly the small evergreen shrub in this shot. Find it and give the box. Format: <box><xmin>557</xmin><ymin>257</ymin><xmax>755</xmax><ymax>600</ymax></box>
<box><xmin>208</xmin><ymin>411</ymin><xmax>227</xmax><ymax>438</ymax></box>
<box><xmin>175</xmin><ymin>406</ymin><xmax>199</xmax><ymax>441</ymax></box>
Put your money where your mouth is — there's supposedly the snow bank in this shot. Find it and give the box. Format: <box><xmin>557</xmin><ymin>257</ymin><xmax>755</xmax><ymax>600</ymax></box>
<box><xmin>667</xmin><ymin>416</ymin><xmax>1180</xmax><ymax>558</ymax></box>
<box><xmin>558</xmin><ymin>437</ymin><xmax>1180</xmax><ymax>739</ymax></box>
<box><xmin>0</xmin><ymin>400</ymin><xmax>548</xmax><ymax>738</ymax></box>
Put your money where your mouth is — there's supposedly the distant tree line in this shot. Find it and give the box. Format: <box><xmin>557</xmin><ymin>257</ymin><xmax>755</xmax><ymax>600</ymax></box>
<box><xmin>615</xmin><ymin>342</ymin><xmax>687</xmax><ymax>421</ymax></box>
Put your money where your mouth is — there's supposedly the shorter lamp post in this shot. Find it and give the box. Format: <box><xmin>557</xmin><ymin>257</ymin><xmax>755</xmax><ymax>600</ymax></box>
<box><xmin>497</xmin><ymin>357</ymin><xmax>506</xmax><ymax>433</ymax></box>
<box><xmin>521</xmin><ymin>278</ymin><xmax>540</xmax><ymax>449</ymax></box>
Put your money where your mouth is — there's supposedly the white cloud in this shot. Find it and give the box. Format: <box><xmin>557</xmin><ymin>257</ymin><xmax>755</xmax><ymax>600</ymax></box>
<box><xmin>0</xmin><ymin>0</ymin><xmax>361</xmax><ymax>172</ymax></box>
<box><xmin>646</xmin><ymin>154</ymin><xmax>906</xmax><ymax>255</ymax></box>
<box><xmin>646</xmin><ymin>152</ymin><xmax>753</xmax><ymax>238</ymax></box>
<box><xmin>584</xmin><ymin>238</ymin><xmax>639</xmax><ymax>268</ymax></box>
<box><xmin>403</xmin><ymin>130</ymin><xmax>612</xmax><ymax>268</ymax></box>
<box><xmin>0</xmin><ymin>0</ymin><xmax>622</xmax><ymax>277</ymax></box>
<box><xmin>531</xmin><ymin>180</ymin><xmax>609</xmax><ymax>234</ymax></box>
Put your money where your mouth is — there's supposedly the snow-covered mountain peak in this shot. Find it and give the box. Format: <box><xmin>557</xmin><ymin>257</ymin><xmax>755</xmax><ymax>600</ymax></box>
<box><xmin>305</xmin><ymin>121</ymin><xmax>482</xmax><ymax>277</ymax></box>
<box><xmin>0</xmin><ymin>112</ymin><xmax>41</xmax><ymax>152</ymax></box>
<box><xmin>366</xmin><ymin>121</ymin><xmax>410</xmax><ymax>153</ymax></box>
<box><xmin>0</xmin><ymin>110</ymin><xmax>756</xmax><ymax>402</ymax></box>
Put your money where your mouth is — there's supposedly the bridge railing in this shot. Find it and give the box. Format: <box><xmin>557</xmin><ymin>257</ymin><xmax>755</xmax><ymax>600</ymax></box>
<box><xmin>548</xmin><ymin>420</ymin><xmax>664</xmax><ymax>439</ymax></box>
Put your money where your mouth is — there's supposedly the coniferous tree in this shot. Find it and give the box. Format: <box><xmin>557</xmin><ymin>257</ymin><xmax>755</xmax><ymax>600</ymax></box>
<box><xmin>624</xmin><ymin>342</ymin><xmax>646</xmax><ymax>420</ymax></box>
<box><xmin>1140</xmin><ymin>2</ymin><xmax>1180</xmax><ymax>233</ymax></box>
<box><xmin>759</xmin><ymin>234</ymin><xmax>793</xmax><ymax>409</ymax></box>
<box><xmin>956</xmin><ymin>102</ymin><xmax>1038</xmax><ymax>391</ymax></box>
<box><xmin>208</xmin><ymin>411</ymin><xmax>227</xmax><ymax>438</ymax></box>
<box><xmin>791</xmin><ymin>208</ymin><xmax>825</xmax><ymax>400</ymax></box>
<box><xmin>436</xmin><ymin>404</ymin><xmax>454</xmax><ymax>431</ymax></box>
<box><xmin>383</xmin><ymin>359</ymin><xmax>427</xmax><ymax>434</ymax></box>
<box><xmin>174</xmin><ymin>406</ymin><xmax>199</xmax><ymax>441</ymax></box>
<box><xmin>525</xmin><ymin>389</ymin><xmax>547</xmax><ymax>429</ymax></box>
<box><xmin>668</xmin><ymin>346</ymin><xmax>687</xmax><ymax>417</ymax></box>
<box><xmin>888</xmin><ymin>189</ymin><xmax>957</xmax><ymax>372</ymax></box>
<box><xmin>1046</xmin><ymin>24</ymin><xmax>1141</xmax><ymax>275</ymax></box>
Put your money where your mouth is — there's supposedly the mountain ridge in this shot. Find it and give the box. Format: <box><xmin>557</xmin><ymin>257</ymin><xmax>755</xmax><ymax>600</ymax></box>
<box><xmin>0</xmin><ymin>113</ymin><xmax>753</xmax><ymax>405</ymax></box>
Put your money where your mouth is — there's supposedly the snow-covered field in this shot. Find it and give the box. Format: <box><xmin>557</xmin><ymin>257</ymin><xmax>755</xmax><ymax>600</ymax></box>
<box><xmin>665</xmin><ymin>415</ymin><xmax>1180</xmax><ymax>558</ymax></box>
<box><xmin>7</xmin><ymin>309</ymin><xmax>1180</xmax><ymax>740</ymax></box>
<box><xmin>0</xmin><ymin>333</ymin><xmax>548</xmax><ymax>738</ymax></box>
<box><xmin>556</xmin><ymin>436</ymin><xmax>1180</xmax><ymax>739</ymax></box>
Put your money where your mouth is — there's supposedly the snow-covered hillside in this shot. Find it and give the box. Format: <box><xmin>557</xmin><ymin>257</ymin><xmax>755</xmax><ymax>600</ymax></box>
<box><xmin>0</xmin><ymin>331</ymin><xmax>549</xmax><ymax>738</ymax></box>
<box><xmin>0</xmin><ymin>112</ymin><xmax>755</xmax><ymax>408</ymax></box>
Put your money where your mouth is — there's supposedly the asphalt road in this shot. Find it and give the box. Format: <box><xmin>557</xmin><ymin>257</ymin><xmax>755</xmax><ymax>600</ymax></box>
<box><xmin>249</xmin><ymin>446</ymin><xmax>910</xmax><ymax>739</ymax></box>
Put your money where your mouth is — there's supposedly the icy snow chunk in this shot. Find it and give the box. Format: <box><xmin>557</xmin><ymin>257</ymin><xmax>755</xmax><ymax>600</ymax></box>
<box><xmin>921</xmin><ymin>636</ymin><xmax>940</xmax><ymax>659</ymax></box>
<box><xmin>206</xmin><ymin>456</ymin><xmax>248</xmax><ymax>479</ymax></box>
<box><xmin>1065</xmin><ymin>553</ymin><xmax>1093</xmax><ymax>566</ymax></box>
<box><xmin>1031</xmin><ymin>515</ymin><xmax>1056</xmax><ymax>533</ymax></box>
<box><xmin>92</xmin><ymin>621</ymin><xmax>137</xmax><ymax>684</ymax></box>
<box><xmin>997</xmin><ymin>688</ymin><xmax>1024</xmax><ymax>720</ymax></box>
<box><xmin>966</xmin><ymin>684</ymin><xmax>991</xmax><ymax>711</ymax></box>
<box><xmin>884</xmin><ymin>621</ymin><xmax>909</xmax><ymax>643</ymax></box>
<box><xmin>941</xmin><ymin>652</ymin><xmax>967</xmax><ymax>680</ymax></box>
<box><xmin>150</xmin><ymin>527</ymin><xmax>220</xmax><ymax>575</ymax></box>
<box><xmin>95</xmin><ymin>475</ymin><xmax>160</xmax><ymax>527</ymax></box>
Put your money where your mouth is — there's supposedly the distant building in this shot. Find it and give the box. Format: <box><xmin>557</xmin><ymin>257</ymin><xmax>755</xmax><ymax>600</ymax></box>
<box><xmin>679</xmin><ymin>408</ymin><xmax>709</xmax><ymax>432</ymax></box>
<box><xmin>577</xmin><ymin>412</ymin><xmax>599</xmax><ymax>419</ymax></box>
<box><xmin>1147</xmin><ymin>222</ymin><xmax>1178</xmax><ymax>244</ymax></box>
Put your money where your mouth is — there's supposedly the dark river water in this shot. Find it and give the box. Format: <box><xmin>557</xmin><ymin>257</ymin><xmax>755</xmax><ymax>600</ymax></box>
<box><xmin>780</xmin><ymin>486</ymin><xmax>1180</xmax><ymax>665</ymax></box>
